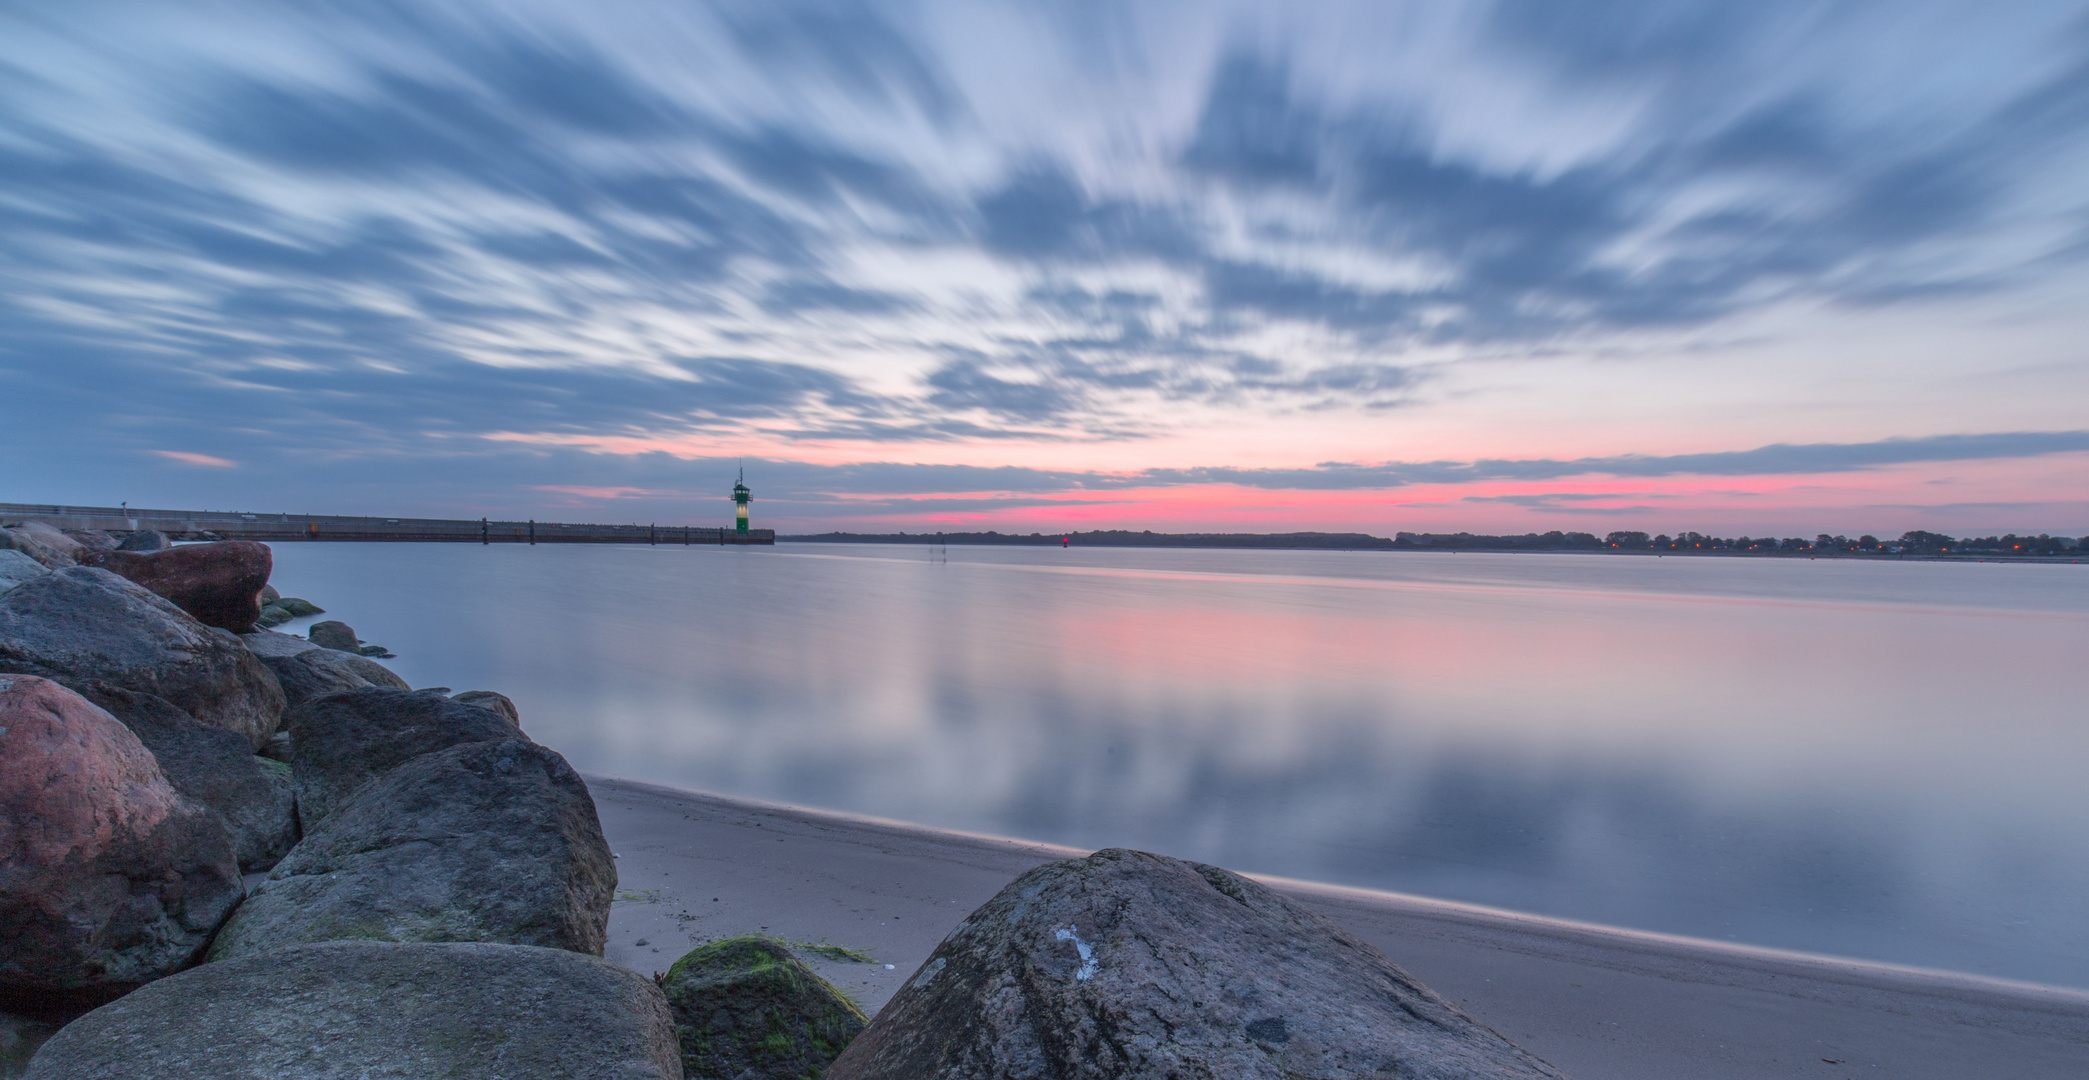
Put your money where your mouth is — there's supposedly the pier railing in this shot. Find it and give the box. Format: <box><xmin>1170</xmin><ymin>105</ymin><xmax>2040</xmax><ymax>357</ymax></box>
<box><xmin>0</xmin><ymin>502</ymin><xmax>773</xmax><ymax>545</ymax></box>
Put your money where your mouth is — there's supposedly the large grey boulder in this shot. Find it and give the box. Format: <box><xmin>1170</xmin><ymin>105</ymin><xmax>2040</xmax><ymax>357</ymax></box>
<box><xmin>243</xmin><ymin>630</ymin><xmax>408</xmax><ymax>711</ymax></box>
<box><xmin>100</xmin><ymin>540</ymin><xmax>273</xmax><ymax>632</ymax></box>
<box><xmin>0</xmin><ymin>568</ymin><xmax>285</xmax><ymax>750</ymax></box>
<box><xmin>660</xmin><ymin>936</ymin><xmax>867</xmax><ymax>1080</ymax></box>
<box><xmin>77</xmin><ymin>684</ymin><xmax>298</xmax><ymax>872</ymax></box>
<box><xmin>827</xmin><ymin>848</ymin><xmax>1569</xmax><ymax>1080</ymax></box>
<box><xmin>0</xmin><ymin>552</ymin><xmax>46</xmax><ymax>598</ymax></box>
<box><xmin>286</xmin><ymin>687</ymin><xmax>520</xmax><ymax>829</ymax></box>
<box><xmin>25</xmin><ymin>940</ymin><xmax>684</xmax><ymax>1080</ymax></box>
<box><xmin>209</xmin><ymin>739</ymin><xmax>614</xmax><ymax>960</ymax></box>
<box><xmin>0</xmin><ymin>676</ymin><xmax>243</xmax><ymax>1010</ymax></box>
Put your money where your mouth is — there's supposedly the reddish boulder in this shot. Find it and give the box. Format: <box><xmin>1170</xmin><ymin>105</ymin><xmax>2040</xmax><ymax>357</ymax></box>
<box><xmin>0</xmin><ymin>676</ymin><xmax>243</xmax><ymax>1011</ymax></box>
<box><xmin>101</xmin><ymin>542</ymin><xmax>272</xmax><ymax>633</ymax></box>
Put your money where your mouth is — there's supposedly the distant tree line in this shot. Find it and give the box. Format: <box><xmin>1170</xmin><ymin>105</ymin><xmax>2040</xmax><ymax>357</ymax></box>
<box><xmin>1591</xmin><ymin>530</ymin><xmax>2087</xmax><ymax>555</ymax></box>
<box><xmin>785</xmin><ymin>529</ymin><xmax>2088</xmax><ymax>556</ymax></box>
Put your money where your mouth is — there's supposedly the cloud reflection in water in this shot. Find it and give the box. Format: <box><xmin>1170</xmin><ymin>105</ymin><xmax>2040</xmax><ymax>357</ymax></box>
<box><xmin>263</xmin><ymin>543</ymin><xmax>2089</xmax><ymax>988</ymax></box>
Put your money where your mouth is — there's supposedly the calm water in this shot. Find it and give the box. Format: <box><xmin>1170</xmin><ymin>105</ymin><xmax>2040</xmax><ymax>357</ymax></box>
<box><xmin>263</xmin><ymin>542</ymin><xmax>2089</xmax><ymax>988</ymax></box>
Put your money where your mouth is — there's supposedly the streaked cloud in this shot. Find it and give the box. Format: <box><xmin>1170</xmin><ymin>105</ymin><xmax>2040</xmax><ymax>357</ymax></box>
<box><xmin>151</xmin><ymin>450</ymin><xmax>239</xmax><ymax>468</ymax></box>
<box><xmin>2</xmin><ymin>1</ymin><xmax>2086</xmax><ymax>531</ymax></box>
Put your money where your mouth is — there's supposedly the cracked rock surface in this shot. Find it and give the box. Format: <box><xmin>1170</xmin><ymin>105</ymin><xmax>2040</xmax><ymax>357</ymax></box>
<box><xmin>827</xmin><ymin>847</ymin><xmax>1569</xmax><ymax>1080</ymax></box>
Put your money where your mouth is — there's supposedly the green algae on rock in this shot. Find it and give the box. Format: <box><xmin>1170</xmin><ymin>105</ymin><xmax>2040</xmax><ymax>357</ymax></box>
<box><xmin>660</xmin><ymin>936</ymin><xmax>867</xmax><ymax>1080</ymax></box>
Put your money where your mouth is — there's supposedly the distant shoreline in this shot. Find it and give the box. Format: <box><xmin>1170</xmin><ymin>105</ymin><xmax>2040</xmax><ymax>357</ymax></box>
<box><xmin>782</xmin><ymin>530</ymin><xmax>2089</xmax><ymax>561</ymax></box>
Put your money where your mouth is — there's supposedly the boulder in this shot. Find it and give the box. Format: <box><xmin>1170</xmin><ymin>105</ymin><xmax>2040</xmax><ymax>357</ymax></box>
<box><xmin>256</xmin><ymin>647</ymin><xmax>409</xmax><ymax>711</ymax></box>
<box><xmin>826</xmin><ymin>848</ymin><xmax>1569</xmax><ymax>1080</ymax></box>
<box><xmin>452</xmin><ymin>689</ymin><xmax>521</xmax><ymax>727</ymax></box>
<box><xmin>0</xmin><ymin>526</ymin><xmax>73</xmax><ymax>570</ymax></box>
<box><xmin>0</xmin><ymin>568</ymin><xmax>284</xmax><ymax>750</ymax></box>
<box><xmin>116</xmin><ymin>530</ymin><xmax>172</xmax><ymax>553</ymax></box>
<box><xmin>0</xmin><ymin>676</ymin><xmax>243</xmax><ymax>1010</ymax></box>
<box><xmin>76</xmin><ymin>685</ymin><xmax>298</xmax><ymax>873</ymax></box>
<box><xmin>286</xmin><ymin>687</ymin><xmax>519</xmax><ymax>829</ymax></box>
<box><xmin>307</xmin><ymin>620</ymin><xmax>359</xmax><ymax>652</ymax></box>
<box><xmin>60</xmin><ymin>531</ymin><xmax>117</xmax><ymax>566</ymax></box>
<box><xmin>0</xmin><ymin>552</ymin><xmax>46</xmax><ymax>598</ymax></box>
<box><xmin>259</xmin><ymin>583</ymin><xmax>280</xmax><ymax>602</ymax></box>
<box><xmin>24</xmin><ymin>941</ymin><xmax>684</xmax><ymax>1080</ymax></box>
<box><xmin>100</xmin><ymin>541</ymin><xmax>273</xmax><ymax>633</ymax></box>
<box><xmin>660</xmin><ymin>937</ymin><xmax>867</xmax><ymax>1080</ymax></box>
<box><xmin>244</xmin><ymin>629</ymin><xmax>407</xmax><ymax>708</ymax></box>
<box><xmin>208</xmin><ymin>739</ymin><xmax>614</xmax><ymax>960</ymax></box>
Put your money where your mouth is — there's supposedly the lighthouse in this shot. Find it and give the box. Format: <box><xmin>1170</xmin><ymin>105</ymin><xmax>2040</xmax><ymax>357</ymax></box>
<box><xmin>732</xmin><ymin>469</ymin><xmax>752</xmax><ymax>535</ymax></box>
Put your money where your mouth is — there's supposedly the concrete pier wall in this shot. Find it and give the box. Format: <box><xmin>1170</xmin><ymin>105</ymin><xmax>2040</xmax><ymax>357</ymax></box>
<box><xmin>0</xmin><ymin>502</ymin><xmax>774</xmax><ymax>545</ymax></box>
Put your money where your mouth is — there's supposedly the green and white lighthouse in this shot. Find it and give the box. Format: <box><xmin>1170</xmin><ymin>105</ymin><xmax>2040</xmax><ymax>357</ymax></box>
<box><xmin>732</xmin><ymin>468</ymin><xmax>752</xmax><ymax>535</ymax></box>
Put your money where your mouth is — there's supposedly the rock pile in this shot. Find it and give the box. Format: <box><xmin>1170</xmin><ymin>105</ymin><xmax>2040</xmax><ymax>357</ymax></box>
<box><xmin>0</xmin><ymin>530</ymin><xmax>676</xmax><ymax>1077</ymax></box>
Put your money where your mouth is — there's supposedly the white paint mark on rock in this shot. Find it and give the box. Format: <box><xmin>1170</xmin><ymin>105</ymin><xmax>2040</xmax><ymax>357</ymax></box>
<box><xmin>1054</xmin><ymin>926</ymin><xmax>1098</xmax><ymax>981</ymax></box>
<box><xmin>909</xmin><ymin>956</ymin><xmax>947</xmax><ymax>990</ymax></box>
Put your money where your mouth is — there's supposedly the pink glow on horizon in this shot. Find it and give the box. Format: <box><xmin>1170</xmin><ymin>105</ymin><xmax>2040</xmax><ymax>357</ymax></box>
<box><xmin>761</xmin><ymin>452</ymin><xmax>2089</xmax><ymax>535</ymax></box>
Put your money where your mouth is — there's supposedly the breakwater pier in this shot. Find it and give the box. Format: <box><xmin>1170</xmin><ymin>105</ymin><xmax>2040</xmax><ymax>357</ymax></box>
<box><xmin>0</xmin><ymin>501</ymin><xmax>774</xmax><ymax>545</ymax></box>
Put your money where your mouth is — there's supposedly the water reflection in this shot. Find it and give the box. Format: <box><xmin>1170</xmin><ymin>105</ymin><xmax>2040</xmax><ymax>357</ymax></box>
<box><xmin>264</xmin><ymin>543</ymin><xmax>2089</xmax><ymax>988</ymax></box>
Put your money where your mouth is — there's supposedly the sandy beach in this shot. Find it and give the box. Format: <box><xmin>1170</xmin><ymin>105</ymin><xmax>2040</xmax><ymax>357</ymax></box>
<box><xmin>592</xmin><ymin>774</ymin><xmax>2089</xmax><ymax>1080</ymax></box>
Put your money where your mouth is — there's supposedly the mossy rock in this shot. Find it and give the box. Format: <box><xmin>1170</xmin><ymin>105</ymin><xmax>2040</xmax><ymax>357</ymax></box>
<box><xmin>661</xmin><ymin>936</ymin><xmax>867</xmax><ymax>1080</ymax></box>
<box><xmin>271</xmin><ymin>597</ymin><xmax>324</xmax><ymax>618</ymax></box>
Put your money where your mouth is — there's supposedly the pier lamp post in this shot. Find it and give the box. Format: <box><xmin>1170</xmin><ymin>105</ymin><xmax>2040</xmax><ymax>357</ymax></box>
<box><xmin>732</xmin><ymin>471</ymin><xmax>752</xmax><ymax>535</ymax></box>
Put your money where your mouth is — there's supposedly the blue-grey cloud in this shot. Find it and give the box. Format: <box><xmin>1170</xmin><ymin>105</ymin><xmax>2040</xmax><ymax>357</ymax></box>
<box><xmin>1138</xmin><ymin>431</ymin><xmax>2089</xmax><ymax>490</ymax></box>
<box><xmin>2</xmin><ymin>1</ymin><xmax>2086</xmax><ymax>519</ymax></box>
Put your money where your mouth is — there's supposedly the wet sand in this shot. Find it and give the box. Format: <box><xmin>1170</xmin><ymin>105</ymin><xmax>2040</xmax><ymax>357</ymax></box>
<box><xmin>592</xmin><ymin>775</ymin><xmax>2089</xmax><ymax>1080</ymax></box>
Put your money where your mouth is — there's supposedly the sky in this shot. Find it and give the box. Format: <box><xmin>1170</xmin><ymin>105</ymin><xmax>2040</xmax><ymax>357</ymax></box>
<box><xmin>3</xmin><ymin>1</ymin><xmax>2087</xmax><ymax>536</ymax></box>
